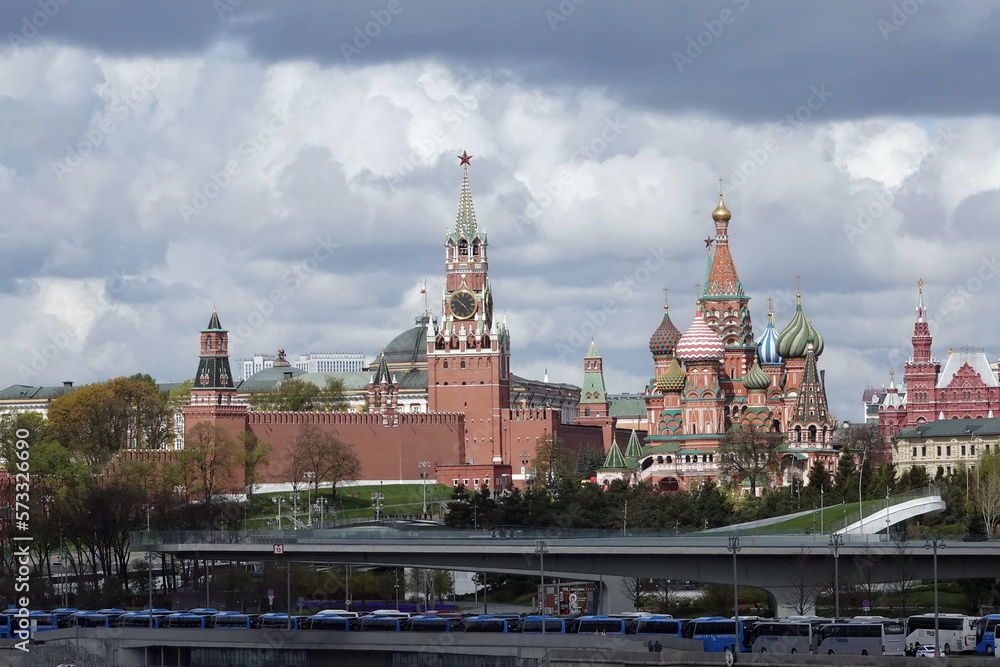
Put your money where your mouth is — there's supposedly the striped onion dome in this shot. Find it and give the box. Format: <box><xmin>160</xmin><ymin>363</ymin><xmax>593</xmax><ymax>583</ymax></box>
<box><xmin>755</xmin><ymin>311</ymin><xmax>782</xmax><ymax>365</ymax></box>
<box><xmin>742</xmin><ymin>362</ymin><xmax>771</xmax><ymax>391</ymax></box>
<box><xmin>656</xmin><ymin>356</ymin><xmax>687</xmax><ymax>392</ymax></box>
<box><xmin>675</xmin><ymin>310</ymin><xmax>725</xmax><ymax>362</ymax></box>
<box><xmin>776</xmin><ymin>295</ymin><xmax>825</xmax><ymax>359</ymax></box>
<box><xmin>649</xmin><ymin>305</ymin><xmax>681</xmax><ymax>356</ymax></box>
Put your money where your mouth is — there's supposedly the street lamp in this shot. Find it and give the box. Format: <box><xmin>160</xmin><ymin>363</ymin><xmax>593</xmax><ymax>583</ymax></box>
<box><xmin>727</xmin><ymin>536</ymin><xmax>741</xmax><ymax>651</ymax></box>
<box><xmin>535</xmin><ymin>540</ymin><xmax>548</xmax><ymax>634</ymax></box>
<box><xmin>304</xmin><ymin>472</ymin><xmax>315</xmax><ymax>526</ymax></box>
<box><xmin>372</xmin><ymin>485</ymin><xmax>384</xmax><ymax>522</ymax></box>
<box><xmin>418</xmin><ymin>461</ymin><xmax>431</xmax><ymax>518</ymax></box>
<box><xmin>271</xmin><ymin>495</ymin><xmax>282</xmax><ymax>531</ymax></box>
<box><xmin>318</xmin><ymin>498</ymin><xmax>328</xmax><ymax>529</ymax></box>
<box><xmin>925</xmin><ymin>537</ymin><xmax>944</xmax><ymax>658</ymax></box>
<box><xmin>858</xmin><ymin>446</ymin><xmax>867</xmax><ymax>540</ymax></box>
<box><xmin>521</xmin><ymin>450</ymin><xmax>531</xmax><ymax>489</ymax></box>
<box><xmin>829</xmin><ymin>533</ymin><xmax>844</xmax><ymax>617</ymax></box>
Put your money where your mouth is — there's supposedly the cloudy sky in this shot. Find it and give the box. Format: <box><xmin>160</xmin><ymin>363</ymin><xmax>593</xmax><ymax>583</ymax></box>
<box><xmin>2</xmin><ymin>0</ymin><xmax>999</xmax><ymax>421</ymax></box>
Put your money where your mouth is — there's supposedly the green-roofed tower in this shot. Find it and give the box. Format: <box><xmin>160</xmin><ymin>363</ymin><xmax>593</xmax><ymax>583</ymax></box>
<box><xmin>600</xmin><ymin>438</ymin><xmax>628</xmax><ymax>471</ymax></box>
<box><xmin>194</xmin><ymin>308</ymin><xmax>235</xmax><ymax>391</ymax></box>
<box><xmin>623</xmin><ymin>429</ymin><xmax>644</xmax><ymax>459</ymax></box>
<box><xmin>579</xmin><ymin>339</ymin><xmax>609</xmax><ymax>417</ymax></box>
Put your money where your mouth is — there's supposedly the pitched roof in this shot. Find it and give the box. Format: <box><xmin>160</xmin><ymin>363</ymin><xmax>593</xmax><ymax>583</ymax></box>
<box><xmin>623</xmin><ymin>430</ymin><xmax>644</xmax><ymax>459</ymax></box>
<box><xmin>600</xmin><ymin>440</ymin><xmax>629</xmax><ymax>470</ymax></box>
<box><xmin>609</xmin><ymin>395</ymin><xmax>645</xmax><ymax>418</ymax></box>
<box><xmin>898</xmin><ymin>417</ymin><xmax>1000</xmax><ymax>439</ymax></box>
<box><xmin>936</xmin><ymin>349</ymin><xmax>998</xmax><ymax>389</ymax></box>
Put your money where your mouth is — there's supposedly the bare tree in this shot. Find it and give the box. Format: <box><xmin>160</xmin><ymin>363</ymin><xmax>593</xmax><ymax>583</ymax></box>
<box><xmin>887</xmin><ymin>538</ymin><xmax>918</xmax><ymax>615</ymax></box>
<box><xmin>974</xmin><ymin>451</ymin><xmax>1000</xmax><ymax>536</ymax></box>
<box><xmin>718</xmin><ymin>423</ymin><xmax>783</xmax><ymax>496</ymax></box>
<box><xmin>619</xmin><ymin>576</ymin><xmax>646</xmax><ymax>611</ymax></box>
<box><xmin>289</xmin><ymin>423</ymin><xmax>362</xmax><ymax>498</ymax></box>
<box><xmin>779</xmin><ymin>547</ymin><xmax>825</xmax><ymax>616</ymax></box>
<box><xmin>180</xmin><ymin>422</ymin><xmax>239</xmax><ymax>503</ymax></box>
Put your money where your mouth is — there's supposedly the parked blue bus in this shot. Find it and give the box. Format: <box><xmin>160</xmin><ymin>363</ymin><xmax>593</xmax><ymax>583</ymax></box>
<box><xmin>72</xmin><ymin>611</ymin><xmax>113</xmax><ymax>628</ymax></box>
<box><xmin>305</xmin><ymin>614</ymin><xmax>351</xmax><ymax>631</ymax></box>
<box><xmin>462</xmin><ymin>615</ymin><xmax>512</xmax><ymax>633</ymax></box>
<box><xmin>208</xmin><ymin>612</ymin><xmax>253</xmax><ymax>629</ymax></box>
<box><xmin>355</xmin><ymin>615</ymin><xmax>402</xmax><ymax>631</ymax></box>
<box><xmin>571</xmin><ymin>616</ymin><xmax>627</xmax><ymax>635</ymax></box>
<box><xmin>629</xmin><ymin>616</ymin><xmax>684</xmax><ymax>637</ymax></box>
<box><xmin>688</xmin><ymin>617</ymin><xmax>753</xmax><ymax>653</ymax></box>
<box><xmin>405</xmin><ymin>615</ymin><xmax>454</xmax><ymax>632</ymax></box>
<box><xmin>256</xmin><ymin>613</ymin><xmax>297</xmax><ymax>630</ymax></box>
<box><xmin>519</xmin><ymin>616</ymin><xmax>567</xmax><ymax>633</ymax></box>
<box><xmin>163</xmin><ymin>613</ymin><xmax>206</xmax><ymax>629</ymax></box>
<box><xmin>121</xmin><ymin>611</ymin><xmax>160</xmax><ymax>628</ymax></box>
<box><xmin>976</xmin><ymin>614</ymin><xmax>1000</xmax><ymax>655</ymax></box>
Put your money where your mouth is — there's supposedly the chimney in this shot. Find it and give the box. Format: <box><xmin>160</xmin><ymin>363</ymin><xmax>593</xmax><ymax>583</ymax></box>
<box><xmin>63</xmin><ymin>381</ymin><xmax>74</xmax><ymax>387</ymax></box>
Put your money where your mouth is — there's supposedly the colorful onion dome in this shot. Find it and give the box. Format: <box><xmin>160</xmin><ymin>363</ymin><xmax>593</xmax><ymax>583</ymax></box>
<box><xmin>675</xmin><ymin>309</ymin><xmax>725</xmax><ymax>362</ymax></box>
<box><xmin>776</xmin><ymin>295</ymin><xmax>825</xmax><ymax>359</ymax></box>
<box><xmin>755</xmin><ymin>311</ymin><xmax>782</xmax><ymax>365</ymax></box>
<box><xmin>742</xmin><ymin>362</ymin><xmax>771</xmax><ymax>391</ymax></box>
<box><xmin>657</xmin><ymin>356</ymin><xmax>687</xmax><ymax>392</ymax></box>
<box><xmin>649</xmin><ymin>305</ymin><xmax>681</xmax><ymax>356</ymax></box>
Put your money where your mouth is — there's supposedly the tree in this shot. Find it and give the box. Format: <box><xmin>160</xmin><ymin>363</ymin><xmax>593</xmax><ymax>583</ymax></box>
<box><xmin>576</xmin><ymin>447</ymin><xmax>606</xmax><ymax>480</ymax></box>
<box><xmin>887</xmin><ymin>538</ymin><xmax>918</xmax><ymax>615</ymax></box>
<box><xmin>780</xmin><ymin>547</ymin><xmax>824</xmax><ymax>615</ymax></box>
<box><xmin>240</xmin><ymin>431</ymin><xmax>271</xmax><ymax>500</ymax></box>
<box><xmin>833</xmin><ymin>447</ymin><xmax>857</xmax><ymax>503</ymax></box>
<box><xmin>808</xmin><ymin>459</ymin><xmax>832</xmax><ymax>492</ymax></box>
<box><xmin>718</xmin><ymin>424</ymin><xmax>783</xmax><ymax>497</ymax></box>
<box><xmin>619</xmin><ymin>576</ymin><xmax>648</xmax><ymax>611</ymax></box>
<box><xmin>179</xmin><ymin>422</ymin><xmax>240</xmax><ymax>503</ymax></box>
<box><xmin>531</xmin><ymin>434</ymin><xmax>577</xmax><ymax>491</ymax></box>
<box><xmin>288</xmin><ymin>423</ymin><xmax>362</xmax><ymax>498</ymax></box>
<box><xmin>47</xmin><ymin>376</ymin><xmax>173</xmax><ymax>466</ymax></box>
<box><xmin>973</xmin><ymin>451</ymin><xmax>1000</xmax><ymax>537</ymax></box>
<box><xmin>248</xmin><ymin>377</ymin><xmax>348</xmax><ymax>412</ymax></box>
<box><xmin>841</xmin><ymin>423</ymin><xmax>887</xmax><ymax>466</ymax></box>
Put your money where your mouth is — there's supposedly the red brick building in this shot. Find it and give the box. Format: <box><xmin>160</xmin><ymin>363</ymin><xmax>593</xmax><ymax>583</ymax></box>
<box><xmin>181</xmin><ymin>156</ymin><xmax>624</xmax><ymax>493</ymax></box>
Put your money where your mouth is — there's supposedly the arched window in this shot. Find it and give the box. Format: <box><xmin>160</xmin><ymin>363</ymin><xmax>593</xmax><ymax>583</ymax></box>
<box><xmin>460</xmin><ymin>360</ymin><xmax>466</xmax><ymax>369</ymax></box>
<box><xmin>458</xmin><ymin>240</ymin><xmax>469</xmax><ymax>256</ymax></box>
<box><xmin>795</xmin><ymin>425</ymin><xmax>802</xmax><ymax>443</ymax></box>
<box><xmin>808</xmin><ymin>425</ymin><xmax>817</xmax><ymax>443</ymax></box>
<box><xmin>443</xmin><ymin>361</ymin><xmax>449</xmax><ymax>369</ymax></box>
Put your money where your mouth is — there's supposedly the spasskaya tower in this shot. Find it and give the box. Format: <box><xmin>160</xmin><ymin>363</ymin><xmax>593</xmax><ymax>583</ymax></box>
<box><xmin>427</xmin><ymin>152</ymin><xmax>511</xmax><ymax>466</ymax></box>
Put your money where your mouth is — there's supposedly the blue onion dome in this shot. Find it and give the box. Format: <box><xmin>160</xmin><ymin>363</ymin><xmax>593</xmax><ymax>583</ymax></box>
<box><xmin>742</xmin><ymin>362</ymin><xmax>771</xmax><ymax>391</ymax></box>
<box><xmin>755</xmin><ymin>311</ymin><xmax>782</xmax><ymax>365</ymax></box>
<box><xmin>776</xmin><ymin>294</ymin><xmax>824</xmax><ymax>359</ymax></box>
<box><xmin>656</xmin><ymin>356</ymin><xmax>687</xmax><ymax>392</ymax></box>
<box><xmin>649</xmin><ymin>304</ymin><xmax>681</xmax><ymax>356</ymax></box>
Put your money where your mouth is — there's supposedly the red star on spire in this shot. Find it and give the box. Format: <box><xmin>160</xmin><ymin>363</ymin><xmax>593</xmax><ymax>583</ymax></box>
<box><xmin>457</xmin><ymin>151</ymin><xmax>473</xmax><ymax>165</ymax></box>
<box><xmin>704</xmin><ymin>237</ymin><xmax>714</xmax><ymax>248</ymax></box>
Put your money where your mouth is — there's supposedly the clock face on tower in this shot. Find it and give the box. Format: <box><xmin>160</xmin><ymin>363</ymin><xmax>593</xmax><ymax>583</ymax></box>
<box><xmin>449</xmin><ymin>290</ymin><xmax>477</xmax><ymax>319</ymax></box>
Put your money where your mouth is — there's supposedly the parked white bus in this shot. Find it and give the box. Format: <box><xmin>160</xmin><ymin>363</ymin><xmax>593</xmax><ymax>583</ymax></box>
<box><xmin>751</xmin><ymin>620</ymin><xmax>819</xmax><ymax>654</ymax></box>
<box><xmin>905</xmin><ymin>613</ymin><xmax>977</xmax><ymax>654</ymax></box>
<box><xmin>816</xmin><ymin>620</ymin><xmax>905</xmax><ymax>656</ymax></box>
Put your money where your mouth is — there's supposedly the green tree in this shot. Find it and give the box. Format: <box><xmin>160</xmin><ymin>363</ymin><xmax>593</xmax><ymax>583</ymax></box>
<box><xmin>833</xmin><ymin>447</ymin><xmax>857</xmax><ymax>502</ymax></box>
<box><xmin>973</xmin><ymin>451</ymin><xmax>1000</xmax><ymax>537</ymax></box>
<box><xmin>576</xmin><ymin>447</ymin><xmax>606</xmax><ymax>480</ymax></box>
<box><xmin>240</xmin><ymin>431</ymin><xmax>271</xmax><ymax>500</ymax></box>
<box><xmin>248</xmin><ymin>377</ymin><xmax>348</xmax><ymax>412</ymax></box>
<box><xmin>808</xmin><ymin>459</ymin><xmax>832</xmax><ymax>492</ymax></box>
<box><xmin>718</xmin><ymin>424</ymin><xmax>783</xmax><ymax>497</ymax></box>
<box><xmin>531</xmin><ymin>434</ymin><xmax>577</xmax><ymax>491</ymax></box>
<box><xmin>288</xmin><ymin>423</ymin><xmax>361</xmax><ymax>498</ymax></box>
<box><xmin>180</xmin><ymin>422</ymin><xmax>240</xmax><ymax>503</ymax></box>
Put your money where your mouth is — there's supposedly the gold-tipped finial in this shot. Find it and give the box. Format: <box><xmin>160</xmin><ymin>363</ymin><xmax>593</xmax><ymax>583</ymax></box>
<box><xmin>712</xmin><ymin>178</ymin><xmax>731</xmax><ymax>222</ymax></box>
<box><xmin>918</xmin><ymin>278</ymin><xmax>924</xmax><ymax>293</ymax></box>
<box><xmin>662</xmin><ymin>286</ymin><xmax>670</xmax><ymax>311</ymax></box>
<box><xmin>795</xmin><ymin>275</ymin><xmax>802</xmax><ymax>300</ymax></box>
<box><xmin>767</xmin><ymin>297</ymin><xmax>774</xmax><ymax>316</ymax></box>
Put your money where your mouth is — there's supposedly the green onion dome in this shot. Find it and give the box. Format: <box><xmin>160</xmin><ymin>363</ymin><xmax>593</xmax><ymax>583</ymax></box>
<box><xmin>742</xmin><ymin>362</ymin><xmax>771</xmax><ymax>391</ymax></box>
<box><xmin>776</xmin><ymin>295</ymin><xmax>825</xmax><ymax>359</ymax></box>
<box><xmin>649</xmin><ymin>305</ymin><xmax>681</xmax><ymax>357</ymax></box>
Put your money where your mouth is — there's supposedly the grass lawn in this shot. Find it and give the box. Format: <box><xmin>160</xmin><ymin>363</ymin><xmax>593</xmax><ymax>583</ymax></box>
<box><xmin>251</xmin><ymin>483</ymin><xmax>452</xmax><ymax>525</ymax></box>
<box><xmin>757</xmin><ymin>498</ymin><xmax>888</xmax><ymax>534</ymax></box>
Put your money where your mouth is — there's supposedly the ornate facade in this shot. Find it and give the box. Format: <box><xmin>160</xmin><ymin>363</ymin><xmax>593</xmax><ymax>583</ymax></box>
<box><xmin>632</xmin><ymin>195</ymin><xmax>838</xmax><ymax>492</ymax></box>
<box><xmin>878</xmin><ymin>282</ymin><xmax>1000</xmax><ymax>457</ymax></box>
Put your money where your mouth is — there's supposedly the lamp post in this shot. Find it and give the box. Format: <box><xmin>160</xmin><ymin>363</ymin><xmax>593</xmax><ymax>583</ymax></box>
<box><xmin>820</xmin><ymin>485</ymin><xmax>824</xmax><ymax>534</ymax></box>
<box><xmin>727</xmin><ymin>536</ymin><xmax>741</xmax><ymax>650</ymax></box>
<box><xmin>319</xmin><ymin>498</ymin><xmax>328</xmax><ymax>529</ymax></box>
<box><xmin>829</xmin><ymin>533</ymin><xmax>843</xmax><ymax>617</ymax></box>
<box><xmin>521</xmin><ymin>450</ymin><xmax>531</xmax><ymax>489</ymax></box>
<box><xmin>535</xmin><ymin>540</ymin><xmax>548</xmax><ymax>634</ymax></box>
<box><xmin>858</xmin><ymin>446</ymin><xmax>867</xmax><ymax>540</ymax></box>
<box><xmin>418</xmin><ymin>461</ymin><xmax>431</xmax><ymax>517</ymax></box>
<box><xmin>926</xmin><ymin>537</ymin><xmax>944</xmax><ymax>658</ymax></box>
<box><xmin>372</xmin><ymin>485</ymin><xmax>384</xmax><ymax>522</ymax></box>
<box><xmin>271</xmin><ymin>495</ymin><xmax>282</xmax><ymax>531</ymax></box>
<box><xmin>304</xmin><ymin>472</ymin><xmax>315</xmax><ymax>526</ymax></box>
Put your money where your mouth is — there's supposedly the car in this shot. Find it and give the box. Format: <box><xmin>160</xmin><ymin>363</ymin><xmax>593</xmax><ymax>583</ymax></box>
<box><xmin>915</xmin><ymin>643</ymin><xmax>937</xmax><ymax>657</ymax></box>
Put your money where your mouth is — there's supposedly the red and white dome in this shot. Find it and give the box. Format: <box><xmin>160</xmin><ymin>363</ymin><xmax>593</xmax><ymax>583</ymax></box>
<box><xmin>675</xmin><ymin>311</ymin><xmax>725</xmax><ymax>362</ymax></box>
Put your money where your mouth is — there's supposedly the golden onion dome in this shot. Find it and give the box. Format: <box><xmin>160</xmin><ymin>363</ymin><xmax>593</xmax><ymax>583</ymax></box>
<box><xmin>712</xmin><ymin>196</ymin><xmax>732</xmax><ymax>223</ymax></box>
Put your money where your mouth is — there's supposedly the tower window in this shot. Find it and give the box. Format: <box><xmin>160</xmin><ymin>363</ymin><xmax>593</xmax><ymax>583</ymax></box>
<box><xmin>459</xmin><ymin>240</ymin><xmax>469</xmax><ymax>256</ymax></box>
<box><xmin>443</xmin><ymin>361</ymin><xmax>448</xmax><ymax>369</ymax></box>
<box><xmin>460</xmin><ymin>360</ymin><xmax>466</xmax><ymax>369</ymax></box>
